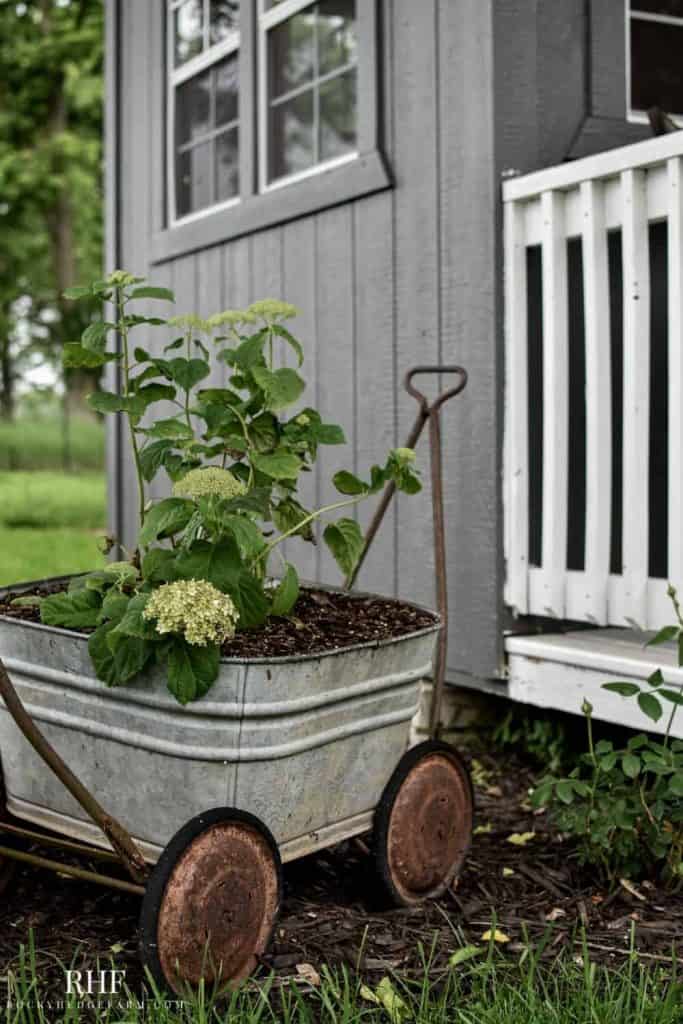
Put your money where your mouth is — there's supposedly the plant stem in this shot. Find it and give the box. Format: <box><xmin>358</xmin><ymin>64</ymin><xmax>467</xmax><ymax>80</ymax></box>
<box><xmin>116</xmin><ymin>288</ymin><xmax>146</xmax><ymax>529</ymax></box>
<box><xmin>184</xmin><ymin>328</ymin><xmax>192</xmax><ymax>430</ymax></box>
<box><xmin>253</xmin><ymin>494</ymin><xmax>365</xmax><ymax>567</ymax></box>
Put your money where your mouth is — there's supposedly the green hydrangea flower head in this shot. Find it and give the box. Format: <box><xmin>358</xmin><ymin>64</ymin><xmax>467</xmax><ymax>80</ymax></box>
<box><xmin>392</xmin><ymin>447</ymin><xmax>417</xmax><ymax>465</ymax></box>
<box><xmin>143</xmin><ymin>579</ymin><xmax>239</xmax><ymax>646</ymax></box>
<box><xmin>172</xmin><ymin>466</ymin><xmax>247</xmax><ymax>501</ymax></box>
<box><xmin>168</xmin><ymin>313</ymin><xmax>212</xmax><ymax>334</ymax></box>
<box><xmin>247</xmin><ymin>299</ymin><xmax>299</xmax><ymax>324</ymax></box>
<box><xmin>207</xmin><ymin>309</ymin><xmax>258</xmax><ymax>330</ymax></box>
<box><xmin>103</xmin><ymin>561</ymin><xmax>140</xmax><ymax>584</ymax></box>
<box><xmin>106</xmin><ymin>270</ymin><xmax>141</xmax><ymax>288</ymax></box>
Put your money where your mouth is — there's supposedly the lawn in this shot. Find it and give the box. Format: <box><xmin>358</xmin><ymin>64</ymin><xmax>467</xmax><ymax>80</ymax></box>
<box><xmin>0</xmin><ymin>415</ymin><xmax>104</xmax><ymax>472</ymax></box>
<box><xmin>0</xmin><ymin>471</ymin><xmax>106</xmax><ymax>586</ymax></box>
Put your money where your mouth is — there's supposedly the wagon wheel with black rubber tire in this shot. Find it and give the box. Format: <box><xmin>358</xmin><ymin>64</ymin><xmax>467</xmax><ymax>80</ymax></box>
<box><xmin>373</xmin><ymin>740</ymin><xmax>474</xmax><ymax>907</ymax></box>
<box><xmin>0</xmin><ymin>767</ymin><xmax>16</xmax><ymax>896</ymax></box>
<box><xmin>139</xmin><ymin>807</ymin><xmax>282</xmax><ymax>995</ymax></box>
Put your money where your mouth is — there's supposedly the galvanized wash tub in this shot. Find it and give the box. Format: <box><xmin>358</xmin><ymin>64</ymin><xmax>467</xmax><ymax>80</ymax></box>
<box><xmin>0</xmin><ymin>578</ymin><xmax>440</xmax><ymax>864</ymax></box>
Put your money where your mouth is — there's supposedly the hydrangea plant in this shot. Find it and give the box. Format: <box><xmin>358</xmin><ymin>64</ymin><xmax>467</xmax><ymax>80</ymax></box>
<box><xmin>39</xmin><ymin>271</ymin><xmax>421</xmax><ymax>704</ymax></box>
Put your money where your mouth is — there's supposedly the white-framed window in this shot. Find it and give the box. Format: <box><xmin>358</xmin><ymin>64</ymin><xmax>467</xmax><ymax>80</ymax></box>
<box><xmin>158</xmin><ymin>0</ymin><xmax>383</xmax><ymax>254</ymax></box>
<box><xmin>167</xmin><ymin>0</ymin><xmax>241</xmax><ymax>225</ymax></box>
<box><xmin>627</xmin><ymin>2</ymin><xmax>683</xmax><ymax>121</ymax></box>
<box><xmin>258</xmin><ymin>0</ymin><xmax>358</xmax><ymax>191</ymax></box>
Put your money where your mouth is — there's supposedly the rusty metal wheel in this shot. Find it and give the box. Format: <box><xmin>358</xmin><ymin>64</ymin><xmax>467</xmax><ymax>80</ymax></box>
<box><xmin>139</xmin><ymin>808</ymin><xmax>282</xmax><ymax>994</ymax></box>
<box><xmin>373</xmin><ymin>740</ymin><xmax>473</xmax><ymax>907</ymax></box>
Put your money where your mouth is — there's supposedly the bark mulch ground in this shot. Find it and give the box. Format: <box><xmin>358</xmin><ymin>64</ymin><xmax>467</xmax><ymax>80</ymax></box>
<box><xmin>0</xmin><ymin>750</ymin><xmax>681</xmax><ymax>1003</ymax></box>
<box><xmin>0</xmin><ymin>583</ymin><xmax>438</xmax><ymax>657</ymax></box>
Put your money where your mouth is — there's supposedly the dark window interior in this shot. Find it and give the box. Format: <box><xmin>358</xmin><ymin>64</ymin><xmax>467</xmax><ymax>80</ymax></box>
<box><xmin>630</xmin><ymin>6</ymin><xmax>683</xmax><ymax>116</ymax></box>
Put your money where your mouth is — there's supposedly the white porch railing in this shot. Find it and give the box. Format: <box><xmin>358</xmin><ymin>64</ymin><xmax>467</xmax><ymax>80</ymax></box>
<box><xmin>503</xmin><ymin>132</ymin><xmax>683</xmax><ymax>630</ymax></box>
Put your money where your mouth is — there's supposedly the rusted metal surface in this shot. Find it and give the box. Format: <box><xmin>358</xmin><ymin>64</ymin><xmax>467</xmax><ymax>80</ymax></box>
<box><xmin>0</xmin><ymin>820</ymin><xmax>123</xmax><ymax>863</ymax></box>
<box><xmin>0</xmin><ymin>776</ymin><xmax>15</xmax><ymax>896</ymax></box>
<box><xmin>0</xmin><ymin>844</ymin><xmax>145</xmax><ymax>895</ymax></box>
<box><xmin>0</xmin><ymin>654</ymin><xmax>148</xmax><ymax>885</ymax></box>
<box><xmin>386</xmin><ymin>751</ymin><xmax>473</xmax><ymax>904</ymax></box>
<box><xmin>157</xmin><ymin>822</ymin><xmax>280</xmax><ymax>990</ymax></box>
<box><xmin>404</xmin><ymin>367</ymin><xmax>468</xmax><ymax>738</ymax></box>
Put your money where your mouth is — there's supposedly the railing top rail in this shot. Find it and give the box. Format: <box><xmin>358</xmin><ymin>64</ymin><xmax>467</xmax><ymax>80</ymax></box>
<box><xmin>502</xmin><ymin>130</ymin><xmax>683</xmax><ymax>203</ymax></box>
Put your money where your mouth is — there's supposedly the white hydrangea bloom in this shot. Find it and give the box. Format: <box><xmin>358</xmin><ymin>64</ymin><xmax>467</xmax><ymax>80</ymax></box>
<box><xmin>172</xmin><ymin>467</ymin><xmax>247</xmax><ymax>502</ymax></box>
<box><xmin>143</xmin><ymin>579</ymin><xmax>239</xmax><ymax>646</ymax></box>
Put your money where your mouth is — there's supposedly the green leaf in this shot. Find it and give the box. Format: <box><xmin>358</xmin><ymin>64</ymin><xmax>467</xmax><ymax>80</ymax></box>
<box><xmin>602</xmin><ymin>682</ymin><xmax>641</xmax><ymax>697</ymax></box>
<box><xmin>226</xmin><ymin>330</ymin><xmax>268</xmax><ymax>370</ymax></box>
<box><xmin>648</xmin><ymin>668</ymin><xmax>665</xmax><ymax>688</ymax></box>
<box><xmin>89</xmin><ymin>621</ymin><xmax>152</xmax><ymax>687</ymax></box>
<box><xmin>647</xmin><ymin>625</ymin><xmax>679</xmax><ymax>646</ymax></box>
<box><xmin>174</xmin><ymin>537</ymin><xmax>243</xmax><ymax>592</ymax></box>
<box><xmin>622</xmin><ymin>753</ymin><xmax>641</xmax><ymax>778</ymax></box>
<box><xmin>129</xmin><ymin>285</ymin><xmax>175</xmax><ymax>302</ymax></box>
<box><xmin>63</xmin><ymin>343</ymin><xmax>118</xmax><ymax>369</ymax></box>
<box><xmin>40</xmin><ymin>589</ymin><xmax>101</xmax><ymax>629</ymax></box>
<box><xmin>659</xmin><ymin>688</ymin><xmax>683</xmax><ymax>706</ymax></box>
<box><xmin>135</xmin><ymin>383</ymin><xmax>177</xmax><ymax>409</ymax></box>
<box><xmin>88</xmin><ymin>390</ymin><xmax>145</xmax><ymax>416</ymax></box>
<box><xmin>668</xmin><ymin>774</ymin><xmax>683</xmax><ymax>796</ymax></box>
<box><xmin>63</xmin><ymin>285</ymin><xmax>92</xmax><ymax>300</ymax></box>
<box><xmin>229</xmin><ymin>571</ymin><xmax>270</xmax><ymax>629</ymax></box>
<box><xmin>273</xmin><ymin>497</ymin><xmax>314</xmax><ymax>541</ymax></box>
<box><xmin>333</xmin><ymin>470</ymin><xmax>368</xmax><ymax>496</ymax></box>
<box><xmin>314</xmin><ymin>422</ymin><xmax>346</xmax><ymax>445</ymax></box>
<box><xmin>141</xmin><ymin>547</ymin><xmax>178</xmax><ymax>584</ymax></box>
<box><xmin>110</xmin><ymin>594</ymin><xmax>154</xmax><ymax>640</ymax></box>
<box><xmin>167</xmin><ymin>641</ymin><xmax>220</xmax><ymax>704</ymax></box>
<box><xmin>139</xmin><ymin>440</ymin><xmax>175</xmax><ymax>482</ymax></box>
<box><xmin>168</xmin><ymin>357</ymin><xmax>210</xmax><ymax>392</ymax></box>
<box><xmin>82</xmin><ymin>321</ymin><xmax>114</xmax><ymax>354</ymax></box>
<box><xmin>99</xmin><ymin>590</ymin><xmax>130</xmax><ymax>623</ymax></box>
<box><xmin>556</xmin><ymin>780</ymin><xmax>575</xmax><ymax>804</ymax></box>
<box><xmin>271</xmin><ymin>564</ymin><xmax>299</xmax><ymax>616</ymax></box>
<box><xmin>448</xmin><ymin>945</ymin><xmax>484</xmax><ymax>967</ymax></box>
<box><xmin>638</xmin><ymin>691</ymin><xmax>663</xmax><ymax>723</ymax></box>
<box><xmin>323</xmin><ymin>518</ymin><xmax>364</xmax><ymax>577</ymax></box>
<box><xmin>138</xmin><ymin>498</ymin><xmax>195</xmax><ymax>546</ymax></box>
<box><xmin>271</xmin><ymin>323</ymin><xmax>304</xmax><ymax>366</ymax></box>
<box><xmin>218</xmin><ymin>515</ymin><xmax>266</xmax><ymax>561</ymax></box>
<box><xmin>249</xmin><ymin>412</ymin><xmax>280</xmax><ymax>452</ymax></box>
<box><xmin>251</xmin><ymin>449</ymin><xmax>301</xmax><ymax>480</ymax></box>
<box><xmin>140</xmin><ymin>417</ymin><xmax>194</xmax><ymax>440</ymax></box>
<box><xmin>252</xmin><ymin>365</ymin><xmax>305</xmax><ymax>411</ymax></box>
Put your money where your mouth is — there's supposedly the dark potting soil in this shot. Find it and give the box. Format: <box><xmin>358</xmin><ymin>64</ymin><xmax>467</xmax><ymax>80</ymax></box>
<box><xmin>0</xmin><ymin>581</ymin><xmax>438</xmax><ymax>657</ymax></box>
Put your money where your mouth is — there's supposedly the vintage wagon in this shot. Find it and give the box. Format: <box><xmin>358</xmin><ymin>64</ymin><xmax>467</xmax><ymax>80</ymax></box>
<box><xmin>0</xmin><ymin>579</ymin><xmax>472</xmax><ymax>992</ymax></box>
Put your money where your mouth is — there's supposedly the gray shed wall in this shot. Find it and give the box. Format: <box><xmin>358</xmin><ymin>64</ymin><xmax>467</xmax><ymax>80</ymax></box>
<box><xmin>106</xmin><ymin>0</ymin><xmax>638</xmax><ymax>686</ymax></box>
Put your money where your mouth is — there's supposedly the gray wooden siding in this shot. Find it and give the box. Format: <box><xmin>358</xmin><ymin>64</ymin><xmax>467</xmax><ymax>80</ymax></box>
<box><xmin>111</xmin><ymin>0</ymin><xmax>601</xmax><ymax>685</ymax></box>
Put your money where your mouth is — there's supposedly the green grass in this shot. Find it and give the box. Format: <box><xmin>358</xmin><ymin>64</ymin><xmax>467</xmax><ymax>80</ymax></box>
<box><xmin>0</xmin><ymin>472</ymin><xmax>106</xmax><ymax>586</ymax></box>
<box><xmin>4</xmin><ymin>932</ymin><xmax>682</xmax><ymax>1024</ymax></box>
<box><xmin>0</xmin><ymin>416</ymin><xmax>104</xmax><ymax>472</ymax></box>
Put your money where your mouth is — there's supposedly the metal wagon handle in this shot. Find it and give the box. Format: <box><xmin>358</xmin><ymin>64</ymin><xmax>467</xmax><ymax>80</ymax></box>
<box><xmin>344</xmin><ymin>364</ymin><xmax>468</xmax><ymax>739</ymax></box>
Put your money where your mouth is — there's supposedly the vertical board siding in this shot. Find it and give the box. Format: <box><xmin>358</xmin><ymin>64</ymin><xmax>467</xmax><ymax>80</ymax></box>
<box><xmin>112</xmin><ymin>0</ymin><xmax>503</xmax><ymax>681</ymax></box>
<box><xmin>282</xmin><ymin>218</ymin><xmax>318</xmax><ymax>583</ymax></box>
<box><xmin>393</xmin><ymin>0</ymin><xmax>440</xmax><ymax>611</ymax></box>
<box><xmin>353</xmin><ymin>193</ymin><xmax>396</xmax><ymax>597</ymax></box>
<box><xmin>438</xmin><ymin>0</ymin><xmax>499</xmax><ymax>678</ymax></box>
<box><xmin>315</xmin><ymin>206</ymin><xmax>356</xmax><ymax>585</ymax></box>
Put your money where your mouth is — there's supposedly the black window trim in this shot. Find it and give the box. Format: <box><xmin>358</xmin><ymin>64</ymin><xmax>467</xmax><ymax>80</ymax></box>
<box><xmin>151</xmin><ymin>0</ymin><xmax>391</xmax><ymax>265</ymax></box>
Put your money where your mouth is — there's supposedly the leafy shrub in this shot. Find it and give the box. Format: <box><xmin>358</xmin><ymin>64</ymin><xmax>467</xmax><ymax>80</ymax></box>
<box><xmin>34</xmin><ymin>271</ymin><xmax>421</xmax><ymax>704</ymax></box>
<box><xmin>531</xmin><ymin>586</ymin><xmax>683</xmax><ymax>884</ymax></box>
<box><xmin>490</xmin><ymin>706</ymin><xmax>571</xmax><ymax>774</ymax></box>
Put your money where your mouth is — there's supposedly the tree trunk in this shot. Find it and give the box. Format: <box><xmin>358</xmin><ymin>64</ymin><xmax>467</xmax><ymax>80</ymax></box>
<box><xmin>0</xmin><ymin>334</ymin><xmax>14</xmax><ymax>422</ymax></box>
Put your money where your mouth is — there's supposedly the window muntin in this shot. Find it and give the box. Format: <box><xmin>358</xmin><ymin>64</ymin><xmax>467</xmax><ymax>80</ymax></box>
<box><xmin>168</xmin><ymin>0</ymin><xmax>240</xmax><ymax>224</ymax></box>
<box><xmin>628</xmin><ymin>3</ymin><xmax>683</xmax><ymax>119</ymax></box>
<box><xmin>261</xmin><ymin>0</ymin><xmax>358</xmax><ymax>188</ymax></box>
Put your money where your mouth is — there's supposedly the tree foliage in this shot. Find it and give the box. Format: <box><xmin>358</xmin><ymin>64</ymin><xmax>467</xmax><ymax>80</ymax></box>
<box><xmin>0</xmin><ymin>0</ymin><xmax>104</xmax><ymax>419</ymax></box>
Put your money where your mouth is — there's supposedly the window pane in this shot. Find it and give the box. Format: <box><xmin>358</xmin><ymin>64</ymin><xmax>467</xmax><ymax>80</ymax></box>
<box><xmin>318</xmin><ymin>0</ymin><xmax>356</xmax><ymax>76</ymax></box>
<box><xmin>210</xmin><ymin>0</ymin><xmax>240</xmax><ymax>46</ymax></box>
<box><xmin>216</xmin><ymin>127</ymin><xmax>239</xmax><ymax>201</ymax></box>
<box><xmin>174</xmin><ymin>0</ymin><xmax>203</xmax><ymax>66</ymax></box>
<box><xmin>215</xmin><ymin>55</ymin><xmax>239</xmax><ymax>127</ymax></box>
<box><xmin>176</xmin><ymin>142</ymin><xmax>212</xmax><ymax>217</ymax></box>
<box><xmin>631</xmin><ymin>1</ymin><xmax>683</xmax><ymax>16</ymax></box>
<box><xmin>319</xmin><ymin>68</ymin><xmax>356</xmax><ymax>161</ymax></box>
<box><xmin>631</xmin><ymin>17</ymin><xmax>683</xmax><ymax>113</ymax></box>
<box><xmin>269</xmin><ymin>90</ymin><xmax>314</xmax><ymax>181</ymax></box>
<box><xmin>176</xmin><ymin>70</ymin><xmax>212</xmax><ymax>145</ymax></box>
<box><xmin>269</xmin><ymin>11</ymin><xmax>315</xmax><ymax>98</ymax></box>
